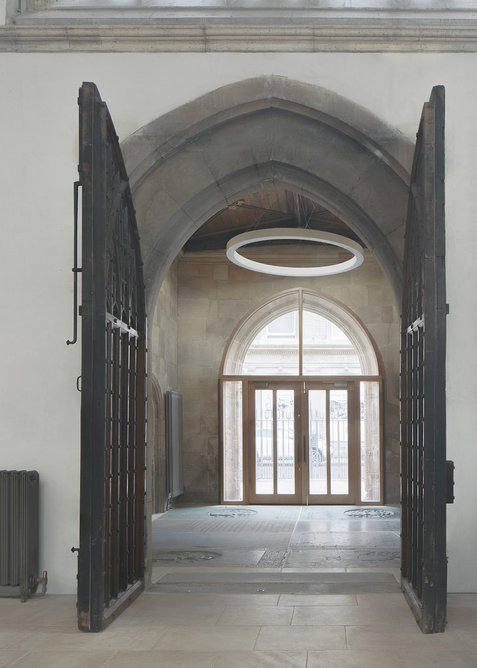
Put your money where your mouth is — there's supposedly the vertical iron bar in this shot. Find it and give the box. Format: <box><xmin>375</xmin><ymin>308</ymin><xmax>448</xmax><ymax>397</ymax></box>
<box><xmin>103</xmin><ymin>321</ymin><xmax>112</xmax><ymax>606</ymax></box>
<box><xmin>119</xmin><ymin>331</ymin><xmax>129</xmax><ymax>592</ymax></box>
<box><xmin>128</xmin><ymin>337</ymin><xmax>137</xmax><ymax>582</ymax></box>
<box><xmin>110</xmin><ymin>327</ymin><xmax>120</xmax><ymax>599</ymax></box>
<box><xmin>134</xmin><ymin>328</ymin><xmax>146</xmax><ymax>578</ymax></box>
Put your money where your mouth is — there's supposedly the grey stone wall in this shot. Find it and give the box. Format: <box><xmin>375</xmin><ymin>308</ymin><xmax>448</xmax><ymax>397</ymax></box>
<box><xmin>171</xmin><ymin>250</ymin><xmax>400</xmax><ymax>504</ymax></box>
<box><xmin>151</xmin><ymin>259</ymin><xmax>179</xmax><ymax>393</ymax></box>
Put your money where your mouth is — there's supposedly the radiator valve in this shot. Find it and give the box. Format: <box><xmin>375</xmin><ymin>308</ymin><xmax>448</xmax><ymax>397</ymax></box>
<box><xmin>35</xmin><ymin>571</ymin><xmax>48</xmax><ymax>597</ymax></box>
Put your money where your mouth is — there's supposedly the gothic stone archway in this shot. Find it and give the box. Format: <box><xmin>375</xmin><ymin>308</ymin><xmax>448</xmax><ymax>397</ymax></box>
<box><xmin>121</xmin><ymin>75</ymin><xmax>412</xmax><ymax>313</ymax></box>
<box><xmin>122</xmin><ymin>73</ymin><xmax>411</xmax><ymax>600</ymax></box>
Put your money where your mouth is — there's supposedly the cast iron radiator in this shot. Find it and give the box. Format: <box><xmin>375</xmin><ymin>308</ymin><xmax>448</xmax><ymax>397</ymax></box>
<box><xmin>0</xmin><ymin>470</ymin><xmax>41</xmax><ymax>600</ymax></box>
<box><xmin>165</xmin><ymin>391</ymin><xmax>184</xmax><ymax>501</ymax></box>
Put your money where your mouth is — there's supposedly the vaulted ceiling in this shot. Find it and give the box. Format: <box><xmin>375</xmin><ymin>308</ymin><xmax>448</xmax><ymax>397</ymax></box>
<box><xmin>183</xmin><ymin>187</ymin><xmax>365</xmax><ymax>253</ymax></box>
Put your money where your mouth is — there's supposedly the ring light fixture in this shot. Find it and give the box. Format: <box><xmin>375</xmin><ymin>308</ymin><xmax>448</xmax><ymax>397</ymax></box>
<box><xmin>226</xmin><ymin>228</ymin><xmax>364</xmax><ymax>277</ymax></box>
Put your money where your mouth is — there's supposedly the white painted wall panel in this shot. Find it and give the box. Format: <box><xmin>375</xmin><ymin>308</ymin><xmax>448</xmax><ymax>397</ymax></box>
<box><xmin>0</xmin><ymin>52</ymin><xmax>475</xmax><ymax>592</ymax></box>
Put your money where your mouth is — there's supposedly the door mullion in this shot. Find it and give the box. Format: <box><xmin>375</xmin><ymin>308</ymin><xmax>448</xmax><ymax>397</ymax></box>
<box><xmin>326</xmin><ymin>390</ymin><xmax>331</xmax><ymax>495</ymax></box>
<box><xmin>273</xmin><ymin>390</ymin><xmax>277</xmax><ymax>496</ymax></box>
<box><xmin>302</xmin><ymin>385</ymin><xmax>308</xmax><ymax>505</ymax></box>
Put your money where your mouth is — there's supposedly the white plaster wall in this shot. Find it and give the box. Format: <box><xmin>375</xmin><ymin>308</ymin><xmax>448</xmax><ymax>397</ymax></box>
<box><xmin>0</xmin><ymin>52</ymin><xmax>476</xmax><ymax>592</ymax></box>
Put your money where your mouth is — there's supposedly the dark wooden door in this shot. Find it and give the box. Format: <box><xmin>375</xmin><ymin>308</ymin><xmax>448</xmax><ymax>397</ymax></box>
<box><xmin>401</xmin><ymin>86</ymin><xmax>447</xmax><ymax>633</ymax></box>
<box><xmin>77</xmin><ymin>82</ymin><xmax>147</xmax><ymax>632</ymax></box>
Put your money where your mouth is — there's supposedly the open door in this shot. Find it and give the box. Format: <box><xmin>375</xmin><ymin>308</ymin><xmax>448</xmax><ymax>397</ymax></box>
<box><xmin>401</xmin><ymin>86</ymin><xmax>447</xmax><ymax>633</ymax></box>
<box><xmin>77</xmin><ymin>83</ymin><xmax>147</xmax><ymax>632</ymax></box>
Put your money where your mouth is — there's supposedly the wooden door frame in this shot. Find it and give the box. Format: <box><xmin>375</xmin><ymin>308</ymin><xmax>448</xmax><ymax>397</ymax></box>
<box><xmin>220</xmin><ymin>374</ymin><xmax>383</xmax><ymax>506</ymax></box>
<box><xmin>304</xmin><ymin>380</ymin><xmax>359</xmax><ymax>505</ymax></box>
<box><xmin>247</xmin><ymin>381</ymin><xmax>304</xmax><ymax>505</ymax></box>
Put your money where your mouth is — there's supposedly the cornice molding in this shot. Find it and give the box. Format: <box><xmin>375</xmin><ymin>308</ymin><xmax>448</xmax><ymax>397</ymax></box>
<box><xmin>3</xmin><ymin>18</ymin><xmax>477</xmax><ymax>52</ymax></box>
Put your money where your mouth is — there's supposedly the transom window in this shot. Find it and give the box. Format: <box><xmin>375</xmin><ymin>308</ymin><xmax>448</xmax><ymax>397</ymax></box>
<box><xmin>222</xmin><ymin>289</ymin><xmax>379</xmax><ymax>377</ymax></box>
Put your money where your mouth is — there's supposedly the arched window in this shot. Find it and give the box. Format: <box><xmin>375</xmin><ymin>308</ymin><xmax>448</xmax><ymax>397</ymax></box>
<box><xmin>221</xmin><ymin>290</ymin><xmax>382</xmax><ymax>506</ymax></box>
<box><xmin>222</xmin><ymin>289</ymin><xmax>379</xmax><ymax>376</ymax></box>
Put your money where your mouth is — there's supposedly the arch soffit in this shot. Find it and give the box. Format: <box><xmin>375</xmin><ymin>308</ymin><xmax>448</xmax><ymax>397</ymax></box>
<box><xmin>221</xmin><ymin>288</ymin><xmax>383</xmax><ymax>377</ymax></box>
<box><xmin>143</xmin><ymin>161</ymin><xmax>403</xmax><ymax>312</ymax></box>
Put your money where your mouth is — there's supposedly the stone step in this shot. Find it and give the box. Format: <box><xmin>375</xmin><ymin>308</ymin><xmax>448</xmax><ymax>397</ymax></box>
<box><xmin>151</xmin><ymin>570</ymin><xmax>401</xmax><ymax>595</ymax></box>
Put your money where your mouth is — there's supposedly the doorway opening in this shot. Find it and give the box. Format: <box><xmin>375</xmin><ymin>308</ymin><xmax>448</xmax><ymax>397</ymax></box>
<box><xmin>74</xmin><ymin>77</ymin><xmax>442</xmax><ymax>632</ymax></box>
<box><xmin>221</xmin><ymin>289</ymin><xmax>383</xmax><ymax>505</ymax></box>
<box><xmin>77</xmin><ymin>76</ymin><xmax>445</xmax><ymax>632</ymax></box>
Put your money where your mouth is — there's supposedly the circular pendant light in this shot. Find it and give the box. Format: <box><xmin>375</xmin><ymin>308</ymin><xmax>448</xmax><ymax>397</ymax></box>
<box><xmin>226</xmin><ymin>228</ymin><xmax>364</xmax><ymax>277</ymax></box>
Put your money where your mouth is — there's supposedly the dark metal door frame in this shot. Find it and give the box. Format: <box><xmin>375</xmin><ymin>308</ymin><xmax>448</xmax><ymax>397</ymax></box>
<box><xmin>401</xmin><ymin>86</ymin><xmax>447</xmax><ymax>633</ymax></box>
<box><xmin>77</xmin><ymin>82</ymin><xmax>147</xmax><ymax>632</ymax></box>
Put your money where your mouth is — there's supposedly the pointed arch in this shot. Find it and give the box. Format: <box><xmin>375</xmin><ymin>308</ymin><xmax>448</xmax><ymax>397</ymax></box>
<box><xmin>120</xmin><ymin>76</ymin><xmax>412</xmax><ymax>309</ymax></box>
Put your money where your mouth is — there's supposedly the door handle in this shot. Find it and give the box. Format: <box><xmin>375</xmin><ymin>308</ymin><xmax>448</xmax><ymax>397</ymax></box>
<box><xmin>303</xmin><ymin>434</ymin><xmax>307</xmax><ymax>464</ymax></box>
<box><xmin>66</xmin><ymin>181</ymin><xmax>82</xmax><ymax>346</ymax></box>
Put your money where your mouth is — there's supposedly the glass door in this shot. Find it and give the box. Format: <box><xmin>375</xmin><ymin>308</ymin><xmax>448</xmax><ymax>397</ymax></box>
<box><xmin>306</xmin><ymin>383</ymin><xmax>358</xmax><ymax>504</ymax></box>
<box><xmin>249</xmin><ymin>382</ymin><xmax>302</xmax><ymax>504</ymax></box>
<box><xmin>246</xmin><ymin>380</ymin><xmax>366</xmax><ymax>504</ymax></box>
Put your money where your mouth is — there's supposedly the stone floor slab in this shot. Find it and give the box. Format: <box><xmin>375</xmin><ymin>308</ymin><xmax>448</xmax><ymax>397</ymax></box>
<box><xmin>356</xmin><ymin>593</ymin><xmax>408</xmax><ymax>607</ymax></box>
<box><xmin>295</xmin><ymin>519</ymin><xmax>400</xmax><ymax>532</ymax></box>
<box><xmin>292</xmin><ymin>604</ymin><xmax>415</xmax><ymax>627</ymax></box>
<box><xmin>345</xmin><ymin>624</ymin><xmax>470</xmax><ymax>650</ymax></box>
<box><xmin>10</xmin><ymin>650</ymin><xmax>115</xmax><ymax>668</ymax></box>
<box><xmin>278</xmin><ymin>594</ymin><xmax>357</xmax><ymax>607</ymax></box>
<box><xmin>217</xmin><ymin>605</ymin><xmax>293</xmax><ymax>626</ymax></box>
<box><xmin>400</xmin><ymin>648</ymin><xmax>477</xmax><ymax>667</ymax></box>
<box><xmin>256</xmin><ymin>625</ymin><xmax>346</xmax><ymax>651</ymax></box>
<box><xmin>0</xmin><ymin>651</ymin><xmax>29</xmax><ymax>668</ymax></box>
<box><xmin>28</xmin><ymin>629</ymin><xmax>166</xmax><ymax>652</ymax></box>
<box><xmin>292</xmin><ymin>531</ymin><xmax>400</xmax><ymax>548</ymax></box>
<box><xmin>152</xmin><ymin>625</ymin><xmax>260</xmax><ymax>651</ymax></box>
<box><xmin>153</xmin><ymin>549</ymin><xmax>267</xmax><ymax>568</ymax></box>
<box><xmin>285</xmin><ymin>547</ymin><xmax>400</xmax><ymax>569</ymax></box>
<box><xmin>307</xmin><ymin>649</ymin><xmax>407</xmax><ymax>668</ymax></box>
<box><xmin>112</xmin><ymin>605</ymin><xmax>223</xmax><ymax>627</ymax></box>
<box><xmin>0</xmin><ymin>632</ymin><xmax>38</xmax><ymax>651</ymax></box>
<box><xmin>210</xmin><ymin>650</ymin><xmax>307</xmax><ymax>667</ymax></box>
<box><xmin>103</xmin><ymin>650</ymin><xmax>217</xmax><ymax>668</ymax></box>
